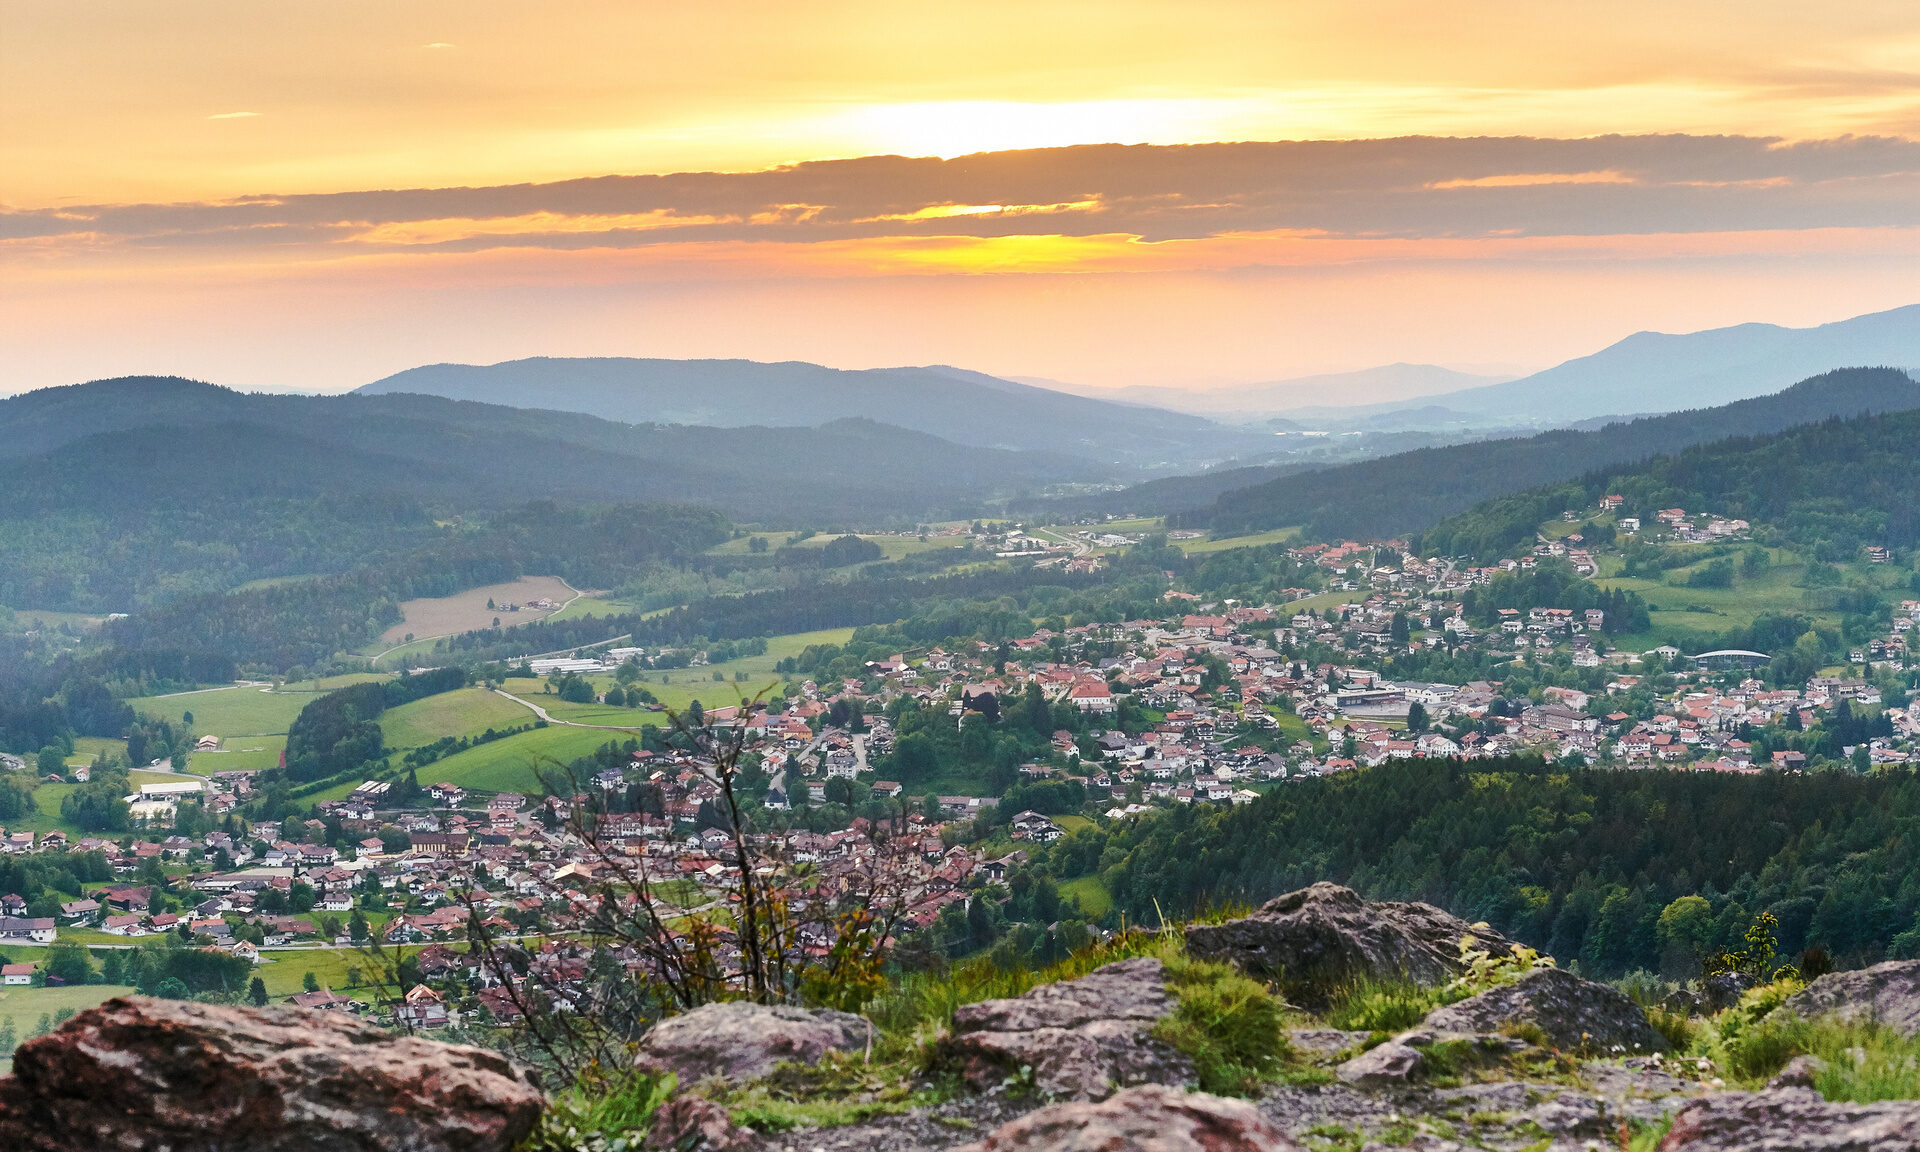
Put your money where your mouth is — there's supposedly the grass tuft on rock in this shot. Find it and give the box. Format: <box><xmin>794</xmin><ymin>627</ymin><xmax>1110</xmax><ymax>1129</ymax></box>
<box><xmin>1152</xmin><ymin>953</ymin><xmax>1291</xmax><ymax>1096</ymax></box>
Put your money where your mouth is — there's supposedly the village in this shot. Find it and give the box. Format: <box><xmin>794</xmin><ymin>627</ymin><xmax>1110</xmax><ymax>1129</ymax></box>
<box><xmin>1</xmin><ymin>494</ymin><xmax>1913</xmax><ymax>1026</ymax></box>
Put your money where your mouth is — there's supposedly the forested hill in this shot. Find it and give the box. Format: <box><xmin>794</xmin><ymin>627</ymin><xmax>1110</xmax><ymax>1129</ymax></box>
<box><xmin>1172</xmin><ymin>367</ymin><xmax>1920</xmax><ymax>541</ymax></box>
<box><xmin>0</xmin><ymin>377</ymin><xmax>1104</xmax><ymax>612</ymax></box>
<box><xmin>0</xmin><ymin>377</ymin><xmax>1099</xmax><ymax>519</ymax></box>
<box><xmin>357</xmin><ymin>357</ymin><xmax>1273</xmax><ymax>467</ymax></box>
<box><xmin>1421</xmin><ymin>400</ymin><xmax>1920</xmax><ymax>560</ymax></box>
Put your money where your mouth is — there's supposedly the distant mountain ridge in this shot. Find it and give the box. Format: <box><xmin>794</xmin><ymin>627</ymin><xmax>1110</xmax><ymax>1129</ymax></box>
<box><xmin>1289</xmin><ymin>303</ymin><xmax>1920</xmax><ymax>426</ymax></box>
<box><xmin>1172</xmin><ymin>366</ymin><xmax>1920</xmax><ymax>541</ymax></box>
<box><xmin>357</xmin><ymin>357</ymin><xmax>1273</xmax><ymax>468</ymax></box>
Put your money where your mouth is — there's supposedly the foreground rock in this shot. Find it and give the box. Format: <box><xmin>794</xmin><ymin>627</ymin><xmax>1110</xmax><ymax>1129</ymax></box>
<box><xmin>0</xmin><ymin>996</ymin><xmax>542</xmax><ymax>1152</ymax></box>
<box><xmin>1334</xmin><ymin>1035</ymin><xmax>1426</xmax><ymax>1086</ymax></box>
<box><xmin>635</xmin><ymin>1001</ymin><xmax>871</xmax><ymax>1086</ymax></box>
<box><xmin>1183</xmin><ymin>882</ymin><xmax>1512</xmax><ymax>992</ymax></box>
<box><xmin>1782</xmin><ymin>958</ymin><xmax>1920</xmax><ymax>1037</ymax></box>
<box><xmin>1660</xmin><ymin>1088</ymin><xmax>1920</xmax><ymax>1151</ymax></box>
<box><xmin>943</xmin><ymin>956</ymin><xmax>1192</xmax><ymax>1100</ymax></box>
<box><xmin>1424</xmin><ymin>966</ymin><xmax>1667</xmax><ymax>1052</ymax></box>
<box><xmin>960</xmin><ymin>1085</ymin><xmax>1304</xmax><ymax>1152</ymax></box>
<box><xmin>644</xmin><ymin>1096</ymin><xmax>766</xmax><ymax>1151</ymax></box>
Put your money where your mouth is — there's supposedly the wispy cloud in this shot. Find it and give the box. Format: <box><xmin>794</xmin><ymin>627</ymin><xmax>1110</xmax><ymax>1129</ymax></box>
<box><xmin>422</xmin><ymin>42</ymin><xmax>454</xmax><ymax>49</ymax></box>
<box><xmin>206</xmin><ymin>111</ymin><xmax>261</xmax><ymax>120</ymax></box>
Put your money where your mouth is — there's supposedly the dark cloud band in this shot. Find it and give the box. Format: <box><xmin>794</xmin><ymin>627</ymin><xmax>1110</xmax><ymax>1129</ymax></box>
<box><xmin>9</xmin><ymin>134</ymin><xmax>1920</xmax><ymax>252</ymax></box>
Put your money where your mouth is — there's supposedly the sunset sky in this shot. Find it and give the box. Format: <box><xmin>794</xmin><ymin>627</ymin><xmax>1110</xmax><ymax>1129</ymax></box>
<box><xmin>9</xmin><ymin>1</ymin><xmax>1920</xmax><ymax>395</ymax></box>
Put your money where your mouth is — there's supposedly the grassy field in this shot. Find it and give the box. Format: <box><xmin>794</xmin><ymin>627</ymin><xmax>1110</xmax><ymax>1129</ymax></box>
<box><xmin>129</xmin><ymin>684</ymin><xmax>307</xmax><ymax>736</ymax></box>
<box><xmin>130</xmin><ymin>675</ymin><xmax>390</xmax><ymax>739</ymax></box>
<box><xmin>380</xmin><ymin>687</ymin><xmax>535</xmax><ymax>750</ymax></box>
<box><xmin>373</xmin><ymin>725</ymin><xmax>637</xmax><ymax>795</ymax></box>
<box><xmin>0</xmin><ymin>607</ymin><xmax>105</xmax><ymax>632</ymax></box>
<box><xmin>1059</xmin><ymin>875</ymin><xmax>1113</xmax><ymax>920</ymax></box>
<box><xmin>545</xmin><ymin>593</ymin><xmax>634</xmax><ymax>622</ymax></box>
<box><xmin>1181</xmin><ymin>526</ymin><xmax>1301</xmax><ymax>554</ymax></box>
<box><xmin>1592</xmin><ymin>548</ymin><xmax>1871</xmax><ymax>648</ymax></box>
<box><xmin>616</xmin><ymin>627</ymin><xmax>857</xmax><ymax>711</ymax></box>
<box><xmin>183</xmin><ymin>735</ymin><xmax>287</xmax><ymax>775</ymax></box>
<box><xmin>0</xmin><ymin>984</ymin><xmax>132</xmax><ymax>1066</ymax></box>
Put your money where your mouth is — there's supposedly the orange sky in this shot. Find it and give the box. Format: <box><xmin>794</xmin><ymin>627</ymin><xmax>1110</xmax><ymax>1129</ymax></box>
<box><xmin>8</xmin><ymin>2</ymin><xmax>1920</xmax><ymax>394</ymax></box>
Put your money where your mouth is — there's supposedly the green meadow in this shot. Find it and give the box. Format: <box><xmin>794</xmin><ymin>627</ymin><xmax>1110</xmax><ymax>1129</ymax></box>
<box><xmin>379</xmin><ymin>687</ymin><xmax>535</xmax><ymax>751</ymax></box>
<box><xmin>1178</xmin><ymin>526</ymin><xmax>1301</xmax><ymax>553</ymax></box>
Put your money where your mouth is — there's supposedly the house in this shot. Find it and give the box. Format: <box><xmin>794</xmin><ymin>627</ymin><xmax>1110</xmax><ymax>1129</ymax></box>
<box><xmin>1</xmin><ymin>963</ymin><xmax>33</xmax><ymax>986</ymax></box>
<box><xmin>0</xmin><ymin>917</ymin><xmax>57</xmax><ymax>943</ymax></box>
<box><xmin>288</xmin><ymin>987</ymin><xmax>358</xmax><ymax>1012</ymax></box>
<box><xmin>1068</xmin><ymin>680</ymin><xmax>1115</xmax><ymax>714</ymax></box>
<box><xmin>1008</xmin><ymin>810</ymin><xmax>1063</xmax><ymax>843</ymax></box>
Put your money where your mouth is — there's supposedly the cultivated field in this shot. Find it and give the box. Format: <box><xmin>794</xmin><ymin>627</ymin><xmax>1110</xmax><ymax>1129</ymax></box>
<box><xmin>377</xmin><ymin>575</ymin><xmax>578</xmax><ymax>646</ymax></box>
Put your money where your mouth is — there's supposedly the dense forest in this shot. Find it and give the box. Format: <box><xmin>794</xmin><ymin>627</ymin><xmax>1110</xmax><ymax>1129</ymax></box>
<box><xmin>1044</xmin><ymin>757</ymin><xmax>1920</xmax><ymax>977</ymax></box>
<box><xmin>1176</xmin><ymin>368</ymin><xmax>1920</xmax><ymax>541</ymax></box>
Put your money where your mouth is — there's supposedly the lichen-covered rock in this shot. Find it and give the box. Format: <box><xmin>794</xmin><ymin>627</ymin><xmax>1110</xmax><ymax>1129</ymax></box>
<box><xmin>960</xmin><ymin>1084</ymin><xmax>1304</xmax><ymax>1152</ymax></box>
<box><xmin>1782</xmin><ymin>959</ymin><xmax>1920</xmax><ymax>1038</ymax></box>
<box><xmin>0</xmin><ymin>995</ymin><xmax>542</xmax><ymax>1152</ymax></box>
<box><xmin>1334</xmin><ymin>1038</ymin><xmax>1424</xmax><ymax>1087</ymax></box>
<box><xmin>1183</xmin><ymin>883</ymin><xmax>1511</xmax><ymax>992</ymax></box>
<box><xmin>1659</xmin><ymin>1089</ymin><xmax>1920</xmax><ymax>1151</ymax></box>
<box><xmin>644</xmin><ymin>1096</ymin><xmax>765</xmax><ymax>1151</ymax></box>
<box><xmin>1423</xmin><ymin>966</ymin><xmax>1666</xmax><ymax>1052</ymax></box>
<box><xmin>943</xmin><ymin>957</ymin><xmax>1192</xmax><ymax>1100</ymax></box>
<box><xmin>634</xmin><ymin>1001</ymin><xmax>870</xmax><ymax>1086</ymax></box>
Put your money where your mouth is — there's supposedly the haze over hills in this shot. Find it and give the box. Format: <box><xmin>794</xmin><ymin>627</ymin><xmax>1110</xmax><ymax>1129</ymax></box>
<box><xmin>1290</xmin><ymin>303</ymin><xmax>1920</xmax><ymax>427</ymax></box>
<box><xmin>1018</xmin><ymin>363</ymin><xmax>1517</xmax><ymax>423</ymax></box>
<box><xmin>358</xmin><ymin>357</ymin><xmax>1274</xmax><ymax>469</ymax></box>
<box><xmin>1169</xmin><ymin>366</ymin><xmax>1920</xmax><ymax>541</ymax></box>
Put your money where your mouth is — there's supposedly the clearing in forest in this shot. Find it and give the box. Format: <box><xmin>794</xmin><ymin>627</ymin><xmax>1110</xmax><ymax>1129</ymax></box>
<box><xmin>379</xmin><ymin>576</ymin><xmax>578</xmax><ymax>645</ymax></box>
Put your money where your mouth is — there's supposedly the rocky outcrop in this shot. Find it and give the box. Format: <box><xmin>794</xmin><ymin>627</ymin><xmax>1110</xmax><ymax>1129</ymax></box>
<box><xmin>960</xmin><ymin>1085</ymin><xmax>1304</xmax><ymax>1152</ymax></box>
<box><xmin>0</xmin><ymin>996</ymin><xmax>542</xmax><ymax>1152</ymax></box>
<box><xmin>1183</xmin><ymin>883</ymin><xmax>1511</xmax><ymax>992</ymax></box>
<box><xmin>943</xmin><ymin>957</ymin><xmax>1192</xmax><ymax>1100</ymax></box>
<box><xmin>1782</xmin><ymin>959</ymin><xmax>1920</xmax><ymax>1037</ymax></box>
<box><xmin>634</xmin><ymin>1001</ymin><xmax>871</xmax><ymax>1087</ymax></box>
<box><xmin>1659</xmin><ymin>1089</ymin><xmax>1920</xmax><ymax>1151</ymax></box>
<box><xmin>1423</xmin><ymin>966</ymin><xmax>1667</xmax><ymax>1052</ymax></box>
